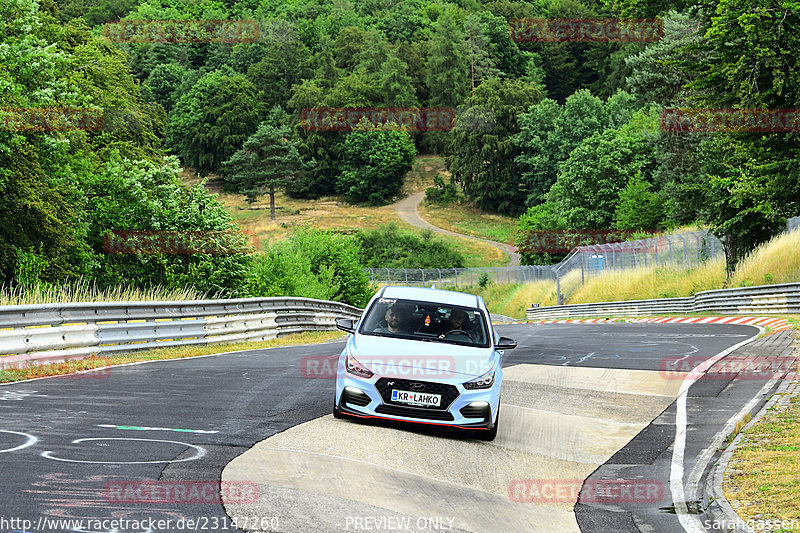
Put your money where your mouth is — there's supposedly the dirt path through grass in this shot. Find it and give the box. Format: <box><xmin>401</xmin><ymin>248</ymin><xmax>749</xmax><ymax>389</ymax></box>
<box><xmin>395</xmin><ymin>191</ymin><xmax>521</xmax><ymax>266</ymax></box>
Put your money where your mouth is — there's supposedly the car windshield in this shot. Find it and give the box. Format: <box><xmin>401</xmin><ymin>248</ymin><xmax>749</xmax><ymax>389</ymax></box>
<box><xmin>358</xmin><ymin>297</ymin><xmax>490</xmax><ymax>347</ymax></box>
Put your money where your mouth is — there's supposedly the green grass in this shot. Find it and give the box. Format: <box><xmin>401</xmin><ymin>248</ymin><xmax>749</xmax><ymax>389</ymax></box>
<box><xmin>724</xmin><ymin>380</ymin><xmax>800</xmax><ymax>529</ymax></box>
<box><xmin>209</xmin><ymin>155</ymin><xmax>507</xmax><ymax>267</ymax></box>
<box><xmin>418</xmin><ymin>201</ymin><xmax>518</xmax><ymax>244</ymax></box>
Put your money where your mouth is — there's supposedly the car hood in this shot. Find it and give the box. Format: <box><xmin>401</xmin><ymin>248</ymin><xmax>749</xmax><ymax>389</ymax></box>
<box><xmin>348</xmin><ymin>333</ymin><xmax>497</xmax><ymax>379</ymax></box>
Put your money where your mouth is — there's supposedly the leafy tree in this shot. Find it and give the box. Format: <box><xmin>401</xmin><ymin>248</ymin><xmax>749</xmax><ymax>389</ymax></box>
<box><xmin>337</xmin><ymin>122</ymin><xmax>416</xmax><ymax>204</ymax></box>
<box><xmin>548</xmin><ymin>111</ymin><xmax>660</xmax><ymax>229</ymax></box>
<box><xmin>449</xmin><ymin>77</ymin><xmax>543</xmax><ymax>214</ymax></box>
<box><xmin>0</xmin><ymin>141</ymin><xmax>86</xmax><ymax>284</ymax></box>
<box><xmin>514</xmin><ymin>98</ymin><xmax>564</xmax><ymax>206</ymax></box>
<box><xmin>683</xmin><ymin>0</ymin><xmax>800</xmax><ymax>274</ymax></box>
<box><xmin>327</xmin><ymin>68</ymin><xmax>382</xmax><ymax>107</ymax></box>
<box><xmin>515</xmin><ymin>202</ymin><xmax>568</xmax><ymax>265</ymax></box>
<box><xmin>58</xmin><ymin>0</ymin><xmax>137</xmax><ymax>25</ymax></box>
<box><xmin>334</xmin><ymin>26</ymin><xmax>370</xmax><ymax>70</ymax></box>
<box><xmin>515</xmin><ymin>89</ymin><xmax>633</xmax><ymax>207</ymax></box>
<box><xmin>83</xmin><ymin>155</ymin><xmax>251</xmax><ymax>296</ymax></box>
<box><xmin>468</xmin><ymin>10</ymin><xmax>529</xmax><ymax>79</ymax></box>
<box><xmin>223</xmin><ymin>112</ymin><xmax>308</xmax><ymax>220</ymax></box>
<box><xmin>614</xmin><ymin>173</ymin><xmax>666</xmax><ymax>230</ymax></box>
<box><xmin>168</xmin><ymin>68</ymin><xmax>264</xmax><ymax>176</ymax></box>
<box><xmin>145</xmin><ymin>62</ymin><xmax>186</xmax><ymax>112</ymax></box>
<box><xmin>314</xmin><ymin>33</ymin><xmax>339</xmax><ymax>88</ymax></box>
<box><xmin>378</xmin><ymin>1</ymin><xmax>431</xmax><ymax>43</ymax></box>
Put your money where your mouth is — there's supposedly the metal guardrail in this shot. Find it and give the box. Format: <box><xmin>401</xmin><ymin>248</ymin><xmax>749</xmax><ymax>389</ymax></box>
<box><xmin>0</xmin><ymin>297</ymin><xmax>362</xmax><ymax>369</ymax></box>
<box><xmin>526</xmin><ymin>282</ymin><xmax>800</xmax><ymax>319</ymax></box>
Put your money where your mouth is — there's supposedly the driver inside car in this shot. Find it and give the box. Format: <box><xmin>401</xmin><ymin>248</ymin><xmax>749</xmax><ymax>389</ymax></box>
<box><xmin>438</xmin><ymin>309</ymin><xmax>474</xmax><ymax>340</ymax></box>
<box><xmin>373</xmin><ymin>304</ymin><xmax>411</xmax><ymax>334</ymax></box>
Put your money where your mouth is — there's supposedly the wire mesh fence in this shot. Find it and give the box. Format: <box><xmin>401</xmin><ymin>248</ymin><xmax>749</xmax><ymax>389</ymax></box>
<box><xmin>365</xmin><ymin>265</ymin><xmax>556</xmax><ymax>287</ymax></box>
<box><xmin>365</xmin><ymin>217</ymin><xmax>800</xmax><ymax>296</ymax></box>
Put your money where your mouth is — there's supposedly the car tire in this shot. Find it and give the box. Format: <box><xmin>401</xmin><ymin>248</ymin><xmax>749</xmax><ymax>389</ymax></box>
<box><xmin>333</xmin><ymin>401</ymin><xmax>345</xmax><ymax>419</ymax></box>
<box><xmin>476</xmin><ymin>407</ymin><xmax>499</xmax><ymax>441</ymax></box>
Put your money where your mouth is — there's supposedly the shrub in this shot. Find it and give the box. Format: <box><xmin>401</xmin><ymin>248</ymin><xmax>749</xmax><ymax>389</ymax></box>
<box><xmin>354</xmin><ymin>224</ymin><xmax>465</xmax><ymax>269</ymax></box>
<box><xmin>424</xmin><ymin>175</ymin><xmax>463</xmax><ymax>205</ymax></box>
<box><xmin>337</xmin><ymin>125</ymin><xmax>416</xmax><ymax>204</ymax></box>
<box><xmin>247</xmin><ymin>228</ymin><xmax>373</xmax><ymax>307</ymax></box>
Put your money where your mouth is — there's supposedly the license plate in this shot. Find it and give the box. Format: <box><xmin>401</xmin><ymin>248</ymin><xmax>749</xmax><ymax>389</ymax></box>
<box><xmin>391</xmin><ymin>389</ymin><xmax>441</xmax><ymax>407</ymax></box>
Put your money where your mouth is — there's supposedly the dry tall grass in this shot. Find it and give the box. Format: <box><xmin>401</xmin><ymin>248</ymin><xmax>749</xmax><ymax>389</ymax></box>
<box><xmin>568</xmin><ymin>256</ymin><xmax>726</xmax><ymax>304</ymax></box>
<box><xmin>728</xmin><ymin>229</ymin><xmax>800</xmax><ymax>287</ymax></box>
<box><xmin>1</xmin><ymin>279</ymin><xmax>215</xmax><ymax>306</ymax></box>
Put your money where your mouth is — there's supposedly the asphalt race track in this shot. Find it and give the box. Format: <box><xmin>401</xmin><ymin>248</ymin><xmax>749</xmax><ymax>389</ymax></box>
<box><xmin>0</xmin><ymin>322</ymin><xmax>793</xmax><ymax>533</ymax></box>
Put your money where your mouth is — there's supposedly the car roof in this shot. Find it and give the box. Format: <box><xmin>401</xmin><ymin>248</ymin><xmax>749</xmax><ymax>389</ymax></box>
<box><xmin>378</xmin><ymin>286</ymin><xmax>481</xmax><ymax>308</ymax></box>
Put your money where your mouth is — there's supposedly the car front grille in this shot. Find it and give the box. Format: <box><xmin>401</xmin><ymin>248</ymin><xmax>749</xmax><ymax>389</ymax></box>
<box><xmin>375</xmin><ymin>378</ymin><xmax>460</xmax><ymax>410</ymax></box>
<box><xmin>375</xmin><ymin>404</ymin><xmax>455</xmax><ymax>421</ymax></box>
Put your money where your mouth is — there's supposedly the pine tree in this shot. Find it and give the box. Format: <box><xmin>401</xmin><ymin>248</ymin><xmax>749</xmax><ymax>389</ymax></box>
<box><xmin>464</xmin><ymin>15</ymin><xmax>500</xmax><ymax>94</ymax></box>
<box><xmin>425</xmin><ymin>10</ymin><xmax>469</xmax><ymax>108</ymax></box>
<box><xmin>378</xmin><ymin>52</ymin><xmax>418</xmax><ymax>106</ymax></box>
<box><xmin>222</xmin><ymin>120</ymin><xmax>308</xmax><ymax>221</ymax></box>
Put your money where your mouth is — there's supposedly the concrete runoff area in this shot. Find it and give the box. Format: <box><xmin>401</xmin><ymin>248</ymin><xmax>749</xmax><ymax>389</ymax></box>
<box><xmin>223</xmin><ymin>364</ymin><xmax>686</xmax><ymax>532</ymax></box>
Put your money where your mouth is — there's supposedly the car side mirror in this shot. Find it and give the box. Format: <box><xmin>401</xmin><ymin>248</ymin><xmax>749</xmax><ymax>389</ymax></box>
<box><xmin>496</xmin><ymin>336</ymin><xmax>517</xmax><ymax>350</ymax></box>
<box><xmin>336</xmin><ymin>318</ymin><xmax>356</xmax><ymax>334</ymax></box>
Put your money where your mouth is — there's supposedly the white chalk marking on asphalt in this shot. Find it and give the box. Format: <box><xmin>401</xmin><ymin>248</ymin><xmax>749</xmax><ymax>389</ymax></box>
<box><xmin>671</xmin><ymin>326</ymin><xmax>764</xmax><ymax>533</ymax></box>
<box><xmin>0</xmin><ymin>389</ymin><xmax>44</xmax><ymax>401</ymax></box>
<box><xmin>40</xmin><ymin>438</ymin><xmax>206</xmax><ymax>464</ymax></box>
<box><xmin>0</xmin><ymin>430</ymin><xmax>38</xmax><ymax>453</ymax></box>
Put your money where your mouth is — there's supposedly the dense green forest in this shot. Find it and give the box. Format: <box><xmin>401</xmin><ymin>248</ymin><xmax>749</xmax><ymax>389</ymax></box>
<box><xmin>1</xmin><ymin>0</ymin><xmax>798</xmax><ymax>305</ymax></box>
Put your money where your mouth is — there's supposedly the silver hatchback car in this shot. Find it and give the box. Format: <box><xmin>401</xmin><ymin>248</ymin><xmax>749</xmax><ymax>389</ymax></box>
<box><xmin>333</xmin><ymin>286</ymin><xmax>516</xmax><ymax>440</ymax></box>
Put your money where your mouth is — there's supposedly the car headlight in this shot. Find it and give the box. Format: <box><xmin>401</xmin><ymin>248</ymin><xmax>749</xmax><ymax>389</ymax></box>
<box><xmin>345</xmin><ymin>353</ymin><xmax>374</xmax><ymax>378</ymax></box>
<box><xmin>463</xmin><ymin>369</ymin><xmax>495</xmax><ymax>390</ymax></box>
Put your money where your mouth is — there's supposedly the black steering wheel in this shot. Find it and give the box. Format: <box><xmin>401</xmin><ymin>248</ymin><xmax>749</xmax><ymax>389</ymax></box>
<box><xmin>439</xmin><ymin>329</ymin><xmax>472</xmax><ymax>339</ymax></box>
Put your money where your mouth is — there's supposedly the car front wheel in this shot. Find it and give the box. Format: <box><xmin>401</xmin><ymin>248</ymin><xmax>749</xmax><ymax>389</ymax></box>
<box><xmin>476</xmin><ymin>407</ymin><xmax>499</xmax><ymax>441</ymax></box>
<box><xmin>333</xmin><ymin>401</ymin><xmax>345</xmax><ymax>419</ymax></box>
